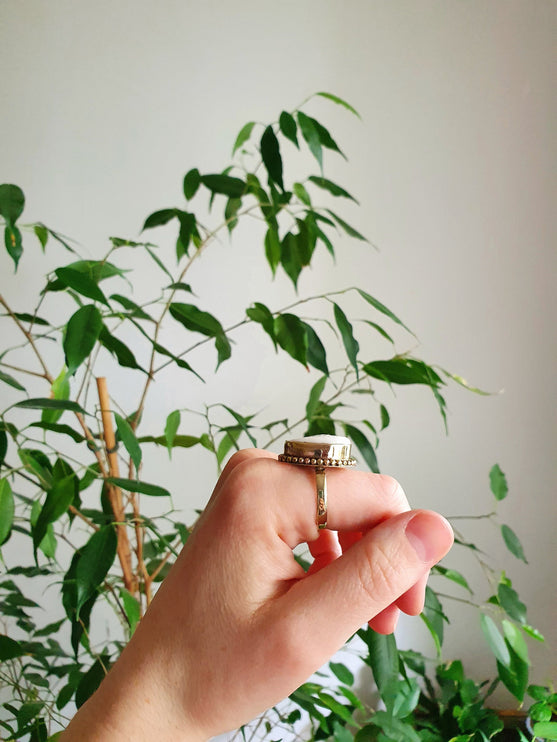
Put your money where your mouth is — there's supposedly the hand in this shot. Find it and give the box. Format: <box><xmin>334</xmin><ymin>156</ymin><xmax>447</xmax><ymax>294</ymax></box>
<box><xmin>61</xmin><ymin>449</ymin><xmax>453</xmax><ymax>741</ymax></box>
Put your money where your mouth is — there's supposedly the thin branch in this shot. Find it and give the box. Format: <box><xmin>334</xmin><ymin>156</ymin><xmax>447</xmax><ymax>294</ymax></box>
<box><xmin>0</xmin><ymin>294</ymin><xmax>53</xmax><ymax>383</ymax></box>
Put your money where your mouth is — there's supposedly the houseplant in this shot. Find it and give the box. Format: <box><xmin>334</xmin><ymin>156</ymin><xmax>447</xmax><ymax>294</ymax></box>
<box><xmin>0</xmin><ymin>93</ymin><xmax>549</xmax><ymax>741</ymax></box>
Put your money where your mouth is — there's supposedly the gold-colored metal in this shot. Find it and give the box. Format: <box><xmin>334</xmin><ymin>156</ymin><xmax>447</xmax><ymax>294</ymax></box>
<box><xmin>279</xmin><ymin>437</ymin><xmax>356</xmax><ymax>529</ymax></box>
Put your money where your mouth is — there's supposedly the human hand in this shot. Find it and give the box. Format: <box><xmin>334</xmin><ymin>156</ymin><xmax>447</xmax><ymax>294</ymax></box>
<box><xmin>61</xmin><ymin>449</ymin><xmax>453</xmax><ymax>741</ymax></box>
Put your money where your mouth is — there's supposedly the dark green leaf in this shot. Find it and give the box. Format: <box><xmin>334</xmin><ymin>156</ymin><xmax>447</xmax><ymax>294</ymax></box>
<box><xmin>502</xmin><ymin>620</ymin><xmax>529</xmax><ymax>665</ymax></box>
<box><xmin>110</xmin><ymin>294</ymin><xmax>153</xmax><ymax>321</ymax></box>
<box><xmin>99</xmin><ymin>326</ymin><xmax>143</xmax><ymax>371</ymax></box>
<box><xmin>107</xmin><ymin>477</ymin><xmax>171</xmax><ymax>498</ymax></box>
<box><xmin>310</xmin><ymin>116</ymin><xmax>345</xmax><ymax>158</ymax></box>
<box><xmin>15</xmin><ymin>398</ymin><xmax>86</xmax><ymax>414</ymax></box>
<box><xmin>361</xmin><ymin>628</ymin><xmax>399</xmax><ymax>699</ymax></box>
<box><xmin>54</xmin><ymin>267</ymin><xmax>108</xmax><ymax>305</ymax></box>
<box><xmin>297</xmin><ymin>111</ymin><xmax>323</xmax><ymax>170</ymax></box>
<box><xmin>58</xmin><ymin>259</ymin><xmax>129</xmax><ymax>283</ymax></box>
<box><xmin>200</xmin><ymin>174</ymin><xmax>246</xmax><ymax>198</ymax></box>
<box><xmin>114</xmin><ymin>413</ymin><xmax>142</xmax><ymax>472</ymax></box>
<box><xmin>232</xmin><ymin>121</ymin><xmax>255</xmax><ymax>155</ymax></box>
<box><xmin>121</xmin><ymin>590</ymin><xmax>140</xmax><ymax>635</ymax></box>
<box><xmin>501</xmin><ymin>524</ymin><xmax>527</xmax><ymax>563</ymax></box>
<box><xmin>498</xmin><ymin>583</ymin><xmax>527</xmax><ymax>624</ymax></box>
<box><xmin>4</xmin><ymin>225</ymin><xmax>23</xmax><ymax>268</ymax></box>
<box><xmin>75</xmin><ymin>526</ymin><xmax>117</xmax><ymax>613</ymax></box>
<box><xmin>316</xmin><ymin>92</ymin><xmax>361</xmax><ymax>118</ymax></box>
<box><xmin>164</xmin><ymin>410</ymin><xmax>181</xmax><ymax>458</ymax></box>
<box><xmin>497</xmin><ymin>644</ymin><xmax>529</xmax><ymax>702</ymax></box>
<box><xmin>0</xmin><ymin>368</ymin><xmax>26</xmax><ymax>391</ymax></box>
<box><xmin>0</xmin><ymin>429</ymin><xmax>7</xmax><ymax>468</ymax></box>
<box><xmin>363</xmin><ymin>358</ymin><xmax>443</xmax><ymax>387</ymax></box>
<box><xmin>0</xmin><ymin>184</ymin><xmax>25</xmax><ymax>223</ymax></box>
<box><xmin>32</xmin><ymin>475</ymin><xmax>76</xmax><ymax>553</ymax></box>
<box><xmin>333</xmin><ymin>303</ymin><xmax>359</xmax><ymax>377</ymax></box>
<box><xmin>0</xmin><ymin>478</ymin><xmax>14</xmax><ymax>545</ymax></box>
<box><xmin>260</xmin><ymin>126</ymin><xmax>284</xmax><ymax>190</ymax></box>
<box><xmin>63</xmin><ymin>305</ymin><xmax>103</xmax><ymax>375</ymax></box>
<box><xmin>380</xmin><ymin>404</ymin><xmax>390</xmax><ymax>430</ymax></box>
<box><xmin>136</xmin><ymin>434</ymin><xmax>203</xmax><ymax>449</ymax></box>
<box><xmin>169</xmin><ymin>302</ymin><xmax>231</xmax><ymax>368</ymax></box>
<box><xmin>264</xmin><ymin>228</ymin><xmax>281</xmax><ymax>275</ymax></box>
<box><xmin>274</xmin><ymin>313</ymin><xmax>308</xmax><ymax>367</ymax></box>
<box><xmin>307</xmin><ymin>374</ymin><xmax>327</xmax><ymax>423</ymax></box>
<box><xmin>279</xmin><ymin>111</ymin><xmax>299</xmax><ymax>148</ymax></box>
<box><xmin>326</xmin><ymin>209</ymin><xmax>367</xmax><ymax>241</ymax></box>
<box><xmin>423</xmin><ymin>586</ymin><xmax>447</xmax><ymax>648</ymax></box>
<box><xmin>75</xmin><ymin>656</ymin><xmax>109</xmax><ymax>708</ymax></box>
<box><xmin>225</xmin><ymin>196</ymin><xmax>242</xmax><ymax>233</ymax></box>
<box><xmin>41</xmin><ymin>368</ymin><xmax>70</xmax><ymax>424</ymax></box>
<box><xmin>11</xmin><ymin>311</ymin><xmax>50</xmax><ymax>326</ymax></box>
<box><xmin>480</xmin><ymin>614</ymin><xmax>511</xmax><ymax>666</ymax></box>
<box><xmin>183</xmin><ymin>168</ymin><xmax>201</xmax><ymax>200</ymax></box>
<box><xmin>304</xmin><ymin>323</ymin><xmax>329</xmax><ymax>375</ymax></box>
<box><xmin>308</xmin><ymin>176</ymin><xmax>358</xmax><ymax>203</ymax></box>
<box><xmin>246</xmin><ymin>302</ymin><xmax>276</xmax><ymax>346</ymax></box>
<box><xmin>0</xmin><ymin>634</ymin><xmax>26</xmax><ymax>661</ymax></box>
<box><xmin>142</xmin><ymin>208</ymin><xmax>177</xmax><ymax>231</ymax></box>
<box><xmin>216</xmin><ymin>427</ymin><xmax>242</xmax><ymax>466</ymax></box>
<box><xmin>343</xmin><ymin>423</ymin><xmax>378</xmax><ymax>473</ymax></box>
<box><xmin>175</xmin><ymin>210</ymin><xmax>197</xmax><ymax>259</ymax></box>
<box><xmin>489</xmin><ymin>464</ymin><xmax>508</xmax><ymax>501</ymax></box>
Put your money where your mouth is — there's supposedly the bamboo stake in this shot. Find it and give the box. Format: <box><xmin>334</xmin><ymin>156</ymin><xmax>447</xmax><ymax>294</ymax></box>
<box><xmin>96</xmin><ymin>377</ymin><xmax>137</xmax><ymax>595</ymax></box>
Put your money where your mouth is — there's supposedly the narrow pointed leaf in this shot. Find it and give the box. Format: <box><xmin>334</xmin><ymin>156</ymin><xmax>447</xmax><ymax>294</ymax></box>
<box><xmin>74</xmin><ymin>526</ymin><xmax>117</xmax><ymax>614</ymax></box>
<box><xmin>308</xmin><ymin>175</ymin><xmax>358</xmax><ymax>203</ymax></box>
<box><xmin>293</xmin><ymin>182</ymin><xmax>312</xmax><ymax>206</ymax></box>
<box><xmin>232</xmin><ymin>121</ymin><xmax>255</xmax><ymax>155</ymax></box>
<box><xmin>164</xmin><ymin>410</ymin><xmax>181</xmax><ymax>458</ymax></box>
<box><xmin>498</xmin><ymin>583</ymin><xmax>527</xmax><ymax>624</ymax></box>
<box><xmin>297</xmin><ymin>111</ymin><xmax>322</xmax><ymax>170</ymax></box>
<box><xmin>264</xmin><ymin>227</ymin><xmax>281</xmax><ymax>275</ymax></box>
<box><xmin>41</xmin><ymin>368</ymin><xmax>70</xmax><ymax>424</ymax></box>
<box><xmin>114</xmin><ymin>413</ymin><xmax>142</xmax><ymax>472</ymax></box>
<box><xmin>306</xmin><ymin>376</ymin><xmax>328</xmax><ymax>420</ymax></box>
<box><xmin>501</xmin><ymin>524</ymin><xmax>527</xmax><ymax>563</ymax></box>
<box><xmin>333</xmin><ymin>303</ymin><xmax>359</xmax><ymax>377</ymax></box>
<box><xmin>326</xmin><ymin>208</ymin><xmax>367</xmax><ymax>241</ymax></box>
<box><xmin>0</xmin><ymin>478</ymin><xmax>14</xmax><ymax>545</ymax></box>
<box><xmin>357</xmin><ymin>288</ymin><xmax>413</xmax><ymax>335</ymax></box>
<box><xmin>279</xmin><ymin>111</ymin><xmax>299</xmax><ymax>148</ymax></box>
<box><xmin>15</xmin><ymin>398</ymin><xmax>86</xmax><ymax>414</ymax></box>
<box><xmin>29</xmin><ymin>422</ymin><xmax>85</xmax><ymax>443</ymax></box>
<box><xmin>343</xmin><ymin>423</ymin><xmax>378</xmax><ymax>473</ymax></box>
<box><xmin>32</xmin><ymin>475</ymin><xmax>76</xmax><ymax>552</ymax></box>
<box><xmin>169</xmin><ymin>303</ymin><xmax>231</xmax><ymax>368</ymax></box>
<box><xmin>107</xmin><ymin>477</ymin><xmax>171</xmax><ymax>497</ymax></box>
<box><xmin>99</xmin><ymin>326</ymin><xmax>143</xmax><ymax>371</ymax></box>
<box><xmin>316</xmin><ymin>92</ymin><xmax>361</xmax><ymax>118</ymax></box>
<box><xmin>0</xmin><ymin>368</ymin><xmax>25</xmax><ymax>391</ymax></box>
<box><xmin>304</xmin><ymin>323</ymin><xmax>329</xmax><ymax>375</ymax></box>
<box><xmin>260</xmin><ymin>126</ymin><xmax>283</xmax><ymax>190</ymax></box>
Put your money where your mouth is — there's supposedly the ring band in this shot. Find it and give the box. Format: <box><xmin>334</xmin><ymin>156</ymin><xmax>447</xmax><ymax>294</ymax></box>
<box><xmin>279</xmin><ymin>435</ymin><xmax>356</xmax><ymax>529</ymax></box>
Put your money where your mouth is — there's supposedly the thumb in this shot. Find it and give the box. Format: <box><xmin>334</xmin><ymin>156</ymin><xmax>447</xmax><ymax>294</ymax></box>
<box><xmin>275</xmin><ymin>510</ymin><xmax>453</xmax><ymax>667</ymax></box>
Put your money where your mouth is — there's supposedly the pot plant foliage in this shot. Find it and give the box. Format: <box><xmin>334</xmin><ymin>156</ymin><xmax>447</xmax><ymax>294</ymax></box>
<box><xmin>0</xmin><ymin>93</ymin><xmax>553</xmax><ymax>742</ymax></box>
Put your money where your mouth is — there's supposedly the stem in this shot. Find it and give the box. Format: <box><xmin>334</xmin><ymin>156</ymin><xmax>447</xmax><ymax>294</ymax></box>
<box><xmin>0</xmin><ymin>362</ymin><xmax>48</xmax><ymax>380</ymax></box>
<box><xmin>96</xmin><ymin>377</ymin><xmax>137</xmax><ymax>595</ymax></box>
<box><xmin>0</xmin><ymin>294</ymin><xmax>53</xmax><ymax>382</ymax></box>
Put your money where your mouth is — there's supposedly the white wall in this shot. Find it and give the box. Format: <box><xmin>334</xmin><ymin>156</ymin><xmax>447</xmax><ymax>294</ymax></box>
<box><xmin>1</xmin><ymin>0</ymin><xmax>555</xmax><ymax>728</ymax></box>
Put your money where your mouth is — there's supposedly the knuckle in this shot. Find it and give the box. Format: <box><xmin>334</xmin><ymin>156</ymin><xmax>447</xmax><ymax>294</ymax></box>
<box><xmin>357</xmin><ymin>538</ymin><xmax>404</xmax><ymax>605</ymax></box>
<box><xmin>375</xmin><ymin>474</ymin><xmax>409</xmax><ymax>512</ymax></box>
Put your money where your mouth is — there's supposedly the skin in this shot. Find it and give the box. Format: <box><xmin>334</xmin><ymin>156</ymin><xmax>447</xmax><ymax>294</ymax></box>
<box><xmin>60</xmin><ymin>449</ymin><xmax>454</xmax><ymax>741</ymax></box>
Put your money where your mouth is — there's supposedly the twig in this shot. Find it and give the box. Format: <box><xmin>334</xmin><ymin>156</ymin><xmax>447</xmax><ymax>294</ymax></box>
<box><xmin>0</xmin><ymin>294</ymin><xmax>53</xmax><ymax>383</ymax></box>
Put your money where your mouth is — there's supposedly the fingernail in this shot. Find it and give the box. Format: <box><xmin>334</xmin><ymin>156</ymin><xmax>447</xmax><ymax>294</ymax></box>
<box><xmin>405</xmin><ymin>511</ymin><xmax>454</xmax><ymax>563</ymax></box>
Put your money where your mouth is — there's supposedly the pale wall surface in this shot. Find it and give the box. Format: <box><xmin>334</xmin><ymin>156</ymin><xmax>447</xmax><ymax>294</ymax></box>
<box><xmin>1</xmin><ymin>0</ymin><xmax>556</xmax><ymax>735</ymax></box>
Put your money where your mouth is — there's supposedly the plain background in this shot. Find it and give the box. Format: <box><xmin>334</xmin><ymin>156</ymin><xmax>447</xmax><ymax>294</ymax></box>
<box><xmin>1</xmin><ymin>0</ymin><xmax>555</xmax><ymax>734</ymax></box>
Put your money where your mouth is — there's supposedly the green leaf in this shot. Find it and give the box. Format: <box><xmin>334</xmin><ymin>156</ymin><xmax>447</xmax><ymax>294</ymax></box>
<box><xmin>357</xmin><ymin>288</ymin><xmax>413</xmax><ymax>335</ymax></box>
<box><xmin>326</xmin><ymin>208</ymin><xmax>367</xmax><ymax>242</ymax></box>
<box><xmin>41</xmin><ymin>368</ymin><xmax>70</xmax><ymax>424</ymax></box>
<box><xmin>532</xmin><ymin>722</ymin><xmax>557</xmax><ymax>739</ymax></box>
<box><xmin>99</xmin><ymin>326</ymin><xmax>143</xmax><ymax>372</ymax></box>
<box><xmin>232</xmin><ymin>121</ymin><xmax>255</xmax><ymax>155</ymax></box>
<box><xmin>15</xmin><ymin>397</ymin><xmax>86</xmax><ymax>414</ymax></box>
<box><xmin>0</xmin><ymin>634</ymin><xmax>26</xmax><ymax>661</ymax></box>
<box><xmin>279</xmin><ymin>111</ymin><xmax>299</xmax><ymax>148</ymax></box>
<box><xmin>75</xmin><ymin>526</ymin><xmax>117</xmax><ymax>614</ymax></box>
<box><xmin>501</xmin><ymin>524</ymin><xmax>527</xmax><ymax>563</ymax></box>
<box><xmin>32</xmin><ymin>475</ymin><xmax>76</xmax><ymax>553</ymax></box>
<box><xmin>497</xmin><ymin>644</ymin><xmax>529</xmax><ymax>702</ymax></box>
<box><xmin>221</xmin><ymin>405</ymin><xmax>257</xmax><ymax>447</ymax></box>
<box><xmin>489</xmin><ymin>464</ymin><xmax>508</xmax><ymax>501</ymax></box>
<box><xmin>225</xmin><ymin>196</ymin><xmax>242</xmax><ymax>233</ymax></box>
<box><xmin>333</xmin><ymin>303</ymin><xmax>359</xmax><ymax>377</ymax></box>
<box><xmin>75</xmin><ymin>655</ymin><xmax>109</xmax><ymax>708</ymax></box>
<box><xmin>4</xmin><ymin>224</ymin><xmax>23</xmax><ymax>268</ymax></box>
<box><xmin>142</xmin><ymin>208</ymin><xmax>176</xmax><ymax>231</ymax></box>
<box><xmin>480</xmin><ymin>614</ymin><xmax>511</xmax><ymax>666</ymax></box>
<box><xmin>54</xmin><ymin>267</ymin><xmax>108</xmax><ymax>305</ymax></box>
<box><xmin>0</xmin><ymin>368</ymin><xmax>26</xmax><ymax>391</ymax></box>
<box><xmin>306</xmin><ymin>375</ymin><xmax>328</xmax><ymax>420</ymax></box>
<box><xmin>137</xmin><ymin>434</ymin><xmax>201</xmax><ymax>449</ymax></box>
<box><xmin>316</xmin><ymin>692</ymin><xmax>354</xmax><ymax>725</ymax></box>
<box><xmin>169</xmin><ymin>302</ymin><xmax>231</xmax><ymax>368</ymax></box>
<box><xmin>432</xmin><ymin>566</ymin><xmax>472</xmax><ymax>593</ymax></box>
<box><xmin>107</xmin><ymin>477</ymin><xmax>171</xmax><ymax>498</ymax></box>
<box><xmin>63</xmin><ymin>305</ymin><xmax>103</xmax><ymax>375</ymax></box>
<box><xmin>522</xmin><ymin>624</ymin><xmax>545</xmax><ymax>642</ymax></box>
<box><xmin>164</xmin><ymin>410</ymin><xmax>181</xmax><ymax>458</ymax></box>
<box><xmin>0</xmin><ymin>184</ymin><xmax>25</xmax><ymax>223</ymax></box>
<box><xmin>175</xmin><ymin>210</ymin><xmax>198</xmax><ymax>259</ymax></box>
<box><xmin>264</xmin><ymin>227</ymin><xmax>281</xmax><ymax>275</ymax></box>
<box><xmin>121</xmin><ymin>589</ymin><xmax>140</xmax><ymax>635</ymax></box>
<box><xmin>34</xmin><ymin>223</ymin><xmax>49</xmax><ymax>250</ymax></box>
<box><xmin>502</xmin><ymin>620</ymin><xmax>529</xmax><ymax>665</ymax></box>
<box><xmin>360</xmin><ymin>628</ymin><xmax>399</xmax><ymax>698</ymax></box>
<box><xmin>260</xmin><ymin>126</ymin><xmax>284</xmax><ymax>190</ymax></box>
<box><xmin>293</xmin><ymin>182</ymin><xmax>312</xmax><ymax>206</ymax></box>
<box><xmin>329</xmin><ymin>661</ymin><xmax>354</xmax><ymax>686</ymax></box>
<box><xmin>343</xmin><ymin>423</ymin><xmax>378</xmax><ymax>473</ymax></box>
<box><xmin>498</xmin><ymin>583</ymin><xmax>527</xmax><ymax>624</ymax></box>
<box><xmin>274</xmin><ymin>313</ymin><xmax>308</xmax><ymax>367</ymax></box>
<box><xmin>110</xmin><ymin>294</ymin><xmax>153</xmax><ymax>321</ymax></box>
<box><xmin>183</xmin><ymin>168</ymin><xmax>201</xmax><ymax>200</ymax></box>
<box><xmin>0</xmin><ymin>479</ymin><xmax>14</xmax><ymax>545</ymax></box>
<box><xmin>423</xmin><ymin>586</ymin><xmax>447</xmax><ymax>648</ymax></box>
<box><xmin>316</xmin><ymin>92</ymin><xmax>361</xmax><ymax>118</ymax></box>
<box><xmin>114</xmin><ymin>413</ymin><xmax>142</xmax><ymax>472</ymax></box>
<box><xmin>0</xmin><ymin>429</ymin><xmax>7</xmax><ymax>467</ymax></box>
<box><xmin>308</xmin><ymin>176</ymin><xmax>358</xmax><ymax>203</ymax></box>
<box><xmin>304</xmin><ymin>323</ymin><xmax>329</xmax><ymax>375</ymax></box>
<box><xmin>363</xmin><ymin>358</ymin><xmax>443</xmax><ymax>387</ymax></box>
<box><xmin>200</xmin><ymin>174</ymin><xmax>246</xmax><ymax>198</ymax></box>
<box><xmin>297</xmin><ymin>111</ymin><xmax>322</xmax><ymax>170</ymax></box>
<box><xmin>246</xmin><ymin>302</ymin><xmax>276</xmax><ymax>346</ymax></box>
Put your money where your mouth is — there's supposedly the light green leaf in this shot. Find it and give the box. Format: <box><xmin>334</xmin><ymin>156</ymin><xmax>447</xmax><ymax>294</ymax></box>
<box><xmin>293</xmin><ymin>182</ymin><xmax>312</xmax><ymax>206</ymax></box>
<box><xmin>316</xmin><ymin>92</ymin><xmax>361</xmax><ymax>118</ymax></box>
<box><xmin>489</xmin><ymin>464</ymin><xmax>508</xmax><ymax>501</ymax></box>
<box><xmin>502</xmin><ymin>620</ymin><xmax>529</xmax><ymax>665</ymax></box>
<box><xmin>137</xmin><ymin>434</ymin><xmax>201</xmax><ymax>449</ymax></box>
<box><xmin>0</xmin><ymin>368</ymin><xmax>26</xmax><ymax>391</ymax></box>
<box><xmin>329</xmin><ymin>661</ymin><xmax>354</xmax><ymax>686</ymax></box>
<box><xmin>432</xmin><ymin>565</ymin><xmax>472</xmax><ymax>593</ymax></box>
<box><xmin>114</xmin><ymin>413</ymin><xmax>142</xmax><ymax>472</ymax></box>
<box><xmin>107</xmin><ymin>477</ymin><xmax>171</xmax><ymax>498</ymax></box>
<box><xmin>326</xmin><ymin>209</ymin><xmax>367</xmax><ymax>242</ymax></box>
<box><xmin>357</xmin><ymin>288</ymin><xmax>414</xmax><ymax>335</ymax></box>
<box><xmin>333</xmin><ymin>303</ymin><xmax>359</xmax><ymax>377</ymax></box>
<box><xmin>41</xmin><ymin>368</ymin><xmax>70</xmax><ymax>424</ymax></box>
<box><xmin>232</xmin><ymin>121</ymin><xmax>255</xmax><ymax>155</ymax></box>
<box><xmin>264</xmin><ymin>227</ymin><xmax>281</xmax><ymax>276</ymax></box>
<box><xmin>121</xmin><ymin>589</ymin><xmax>141</xmax><ymax>635</ymax></box>
<box><xmin>480</xmin><ymin>614</ymin><xmax>510</xmax><ymax>666</ymax></box>
<box><xmin>63</xmin><ymin>304</ymin><xmax>103</xmax><ymax>375</ymax></box>
<box><xmin>0</xmin><ymin>478</ymin><xmax>14</xmax><ymax>545</ymax></box>
<box><xmin>34</xmin><ymin>223</ymin><xmax>49</xmax><ymax>250</ymax></box>
<box><xmin>360</xmin><ymin>628</ymin><xmax>398</xmax><ymax>698</ymax></box>
<box><xmin>501</xmin><ymin>524</ymin><xmax>527</xmax><ymax>563</ymax></box>
<box><xmin>306</xmin><ymin>376</ymin><xmax>328</xmax><ymax>421</ymax></box>
<box><xmin>164</xmin><ymin>410</ymin><xmax>181</xmax><ymax>458</ymax></box>
<box><xmin>532</xmin><ymin>722</ymin><xmax>557</xmax><ymax>739</ymax></box>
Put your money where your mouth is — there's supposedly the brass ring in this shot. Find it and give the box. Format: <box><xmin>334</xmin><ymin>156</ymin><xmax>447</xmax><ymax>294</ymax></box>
<box><xmin>278</xmin><ymin>435</ymin><xmax>356</xmax><ymax>529</ymax></box>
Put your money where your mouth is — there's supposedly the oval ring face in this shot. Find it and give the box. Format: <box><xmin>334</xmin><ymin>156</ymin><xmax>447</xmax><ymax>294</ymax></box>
<box><xmin>279</xmin><ymin>435</ymin><xmax>356</xmax><ymax>468</ymax></box>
